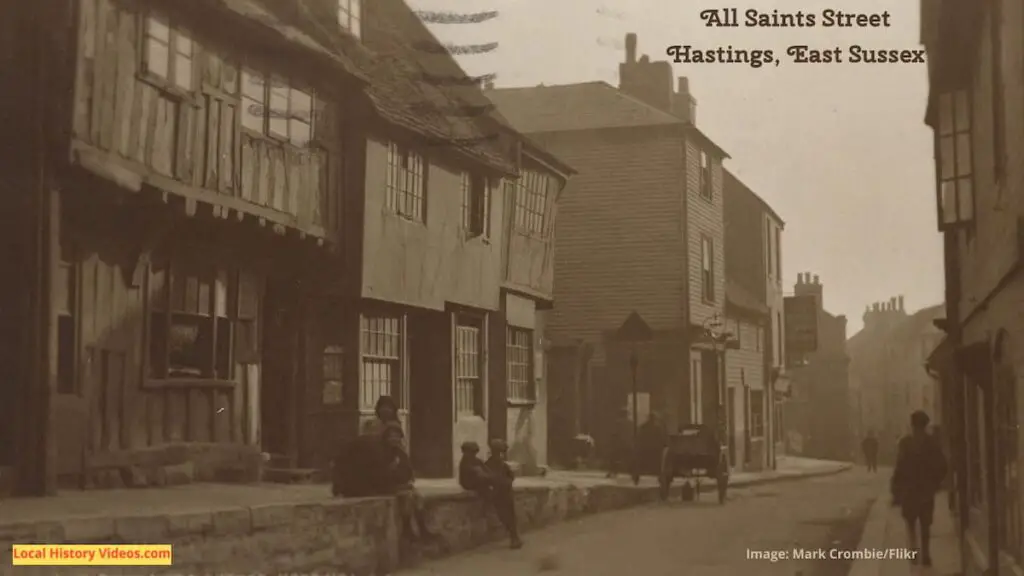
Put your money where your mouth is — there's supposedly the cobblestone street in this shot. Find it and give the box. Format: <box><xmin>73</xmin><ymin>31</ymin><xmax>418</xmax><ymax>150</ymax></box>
<box><xmin>402</xmin><ymin>468</ymin><xmax>886</xmax><ymax>576</ymax></box>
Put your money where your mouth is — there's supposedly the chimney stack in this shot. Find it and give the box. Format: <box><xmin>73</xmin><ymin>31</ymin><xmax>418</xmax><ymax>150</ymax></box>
<box><xmin>813</xmin><ymin>275</ymin><xmax>820</xmax><ymax>285</ymax></box>
<box><xmin>674</xmin><ymin>76</ymin><xmax>697</xmax><ymax>124</ymax></box>
<box><xmin>618</xmin><ymin>33</ymin><xmax>675</xmax><ymax>113</ymax></box>
<box><xmin>898</xmin><ymin>295</ymin><xmax>905</xmax><ymax>312</ymax></box>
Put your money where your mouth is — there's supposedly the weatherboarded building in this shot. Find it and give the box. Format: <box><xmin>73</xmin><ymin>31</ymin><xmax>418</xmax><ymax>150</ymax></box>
<box><xmin>0</xmin><ymin>0</ymin><xmax>572</xmax><ymax>493</ymax></box>
<box><xmin>487</xmin><ymin>33</ymin><xmax>731</xmax><ymax>465</ymax></box>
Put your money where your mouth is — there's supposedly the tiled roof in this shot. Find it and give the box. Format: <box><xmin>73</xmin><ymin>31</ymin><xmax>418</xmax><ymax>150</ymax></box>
<box><xmin>486</xmin><ymin>82</ymin><xmax>684</xmax><ymax>133</ymax></box>
<box><xmin>205</xmin><ymin>0</ymin><xmax>518</xmax><ymax>175</ymax></box>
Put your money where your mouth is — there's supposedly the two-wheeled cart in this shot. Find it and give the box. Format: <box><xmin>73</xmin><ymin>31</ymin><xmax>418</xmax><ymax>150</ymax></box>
<box><xmin>658</xmin><ymin>424</ymin><xmax>729</xmax><ymax>504</ymax></box>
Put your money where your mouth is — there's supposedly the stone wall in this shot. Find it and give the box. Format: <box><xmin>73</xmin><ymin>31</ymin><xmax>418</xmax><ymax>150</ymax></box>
<box><xmin>0</xmin><ymin>482</ymin><xmax>672</xmax><ymax>575</ymax></box>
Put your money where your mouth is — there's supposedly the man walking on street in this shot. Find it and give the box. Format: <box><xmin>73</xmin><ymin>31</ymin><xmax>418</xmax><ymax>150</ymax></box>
<box><xmin>861</xmin><ymin>430</ymin><xmax>879</xmax><ymax>472</ymax></box>
<box><xmin>891</xmin><ymin>410</ymin><xmax>947</xmax><ymax>567</ymax></box>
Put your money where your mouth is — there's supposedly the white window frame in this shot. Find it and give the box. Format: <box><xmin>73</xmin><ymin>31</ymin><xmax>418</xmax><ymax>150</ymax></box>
<box><xmin>359</xmin><ymin>314</ymin><xmax>405</xmax><ymax>411</ymax></box>
<box><xmin>935</xmin><ymin>89</ymin><xmax>974</xmax><ymax>229</ymax></box>
<box><xmin>385</xmin><ymin>142</ymin><xmax>427</xmax><ymax>222</ymax></box>
<box><xmin>454</xmin><ymin>314</ymin><xmax>486</xmax><ymax>417</ymax></box>
<box><xmin>506</xmin><ymin>327</ymin><xmax>534</xmax><ymax>403</ymax></box>
<box><xmin>338</xmin><ymin>0</ymin><xmax>362</xmax><ymax>39</ymax></box>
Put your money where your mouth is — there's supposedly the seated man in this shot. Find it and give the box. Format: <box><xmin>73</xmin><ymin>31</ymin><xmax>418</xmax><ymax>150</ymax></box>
<box><xmin>381</xmin><ymin>423</ymin><xmax>436</xmax><ymax>543</ymax></box>
<box><xmin>331</xmin><ymin>424</ymin><xmax>435</xmax><ymax>543</ymax></box>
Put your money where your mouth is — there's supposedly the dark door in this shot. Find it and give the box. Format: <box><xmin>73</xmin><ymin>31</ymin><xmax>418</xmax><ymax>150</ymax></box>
<box><xmin>701</xmin><ymin>350</ymin><xmax>721</xmax><ymax>437</ymax></box>
<box><xmin>298</xmin><ymin>302</ymin><xmax>349</xmax><ymax>471</ymax></box>
<box><xmin>260</xmin><ymin>278</ymin><xmax>299</xmax><ymax>465</ymax></box>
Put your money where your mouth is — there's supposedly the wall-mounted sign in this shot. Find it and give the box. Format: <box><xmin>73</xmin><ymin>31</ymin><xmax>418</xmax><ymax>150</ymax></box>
<box><xmin>784</xmin><ymin>295</ymin><xmax>819</xmax><ymax>357</ymax></box>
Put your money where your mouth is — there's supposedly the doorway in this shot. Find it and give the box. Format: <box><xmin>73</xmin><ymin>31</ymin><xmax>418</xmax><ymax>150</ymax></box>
<box><xmin>727</xmin><ymin>387</ymin><xmax>736</xmax><ymax>466</ymax></box>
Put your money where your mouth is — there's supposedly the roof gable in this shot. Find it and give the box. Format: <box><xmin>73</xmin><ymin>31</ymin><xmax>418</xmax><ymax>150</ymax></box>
<box><xmin>486</xmin><ymin>82</ymin><xmax>683</xmax><ymax>133</ymax></box>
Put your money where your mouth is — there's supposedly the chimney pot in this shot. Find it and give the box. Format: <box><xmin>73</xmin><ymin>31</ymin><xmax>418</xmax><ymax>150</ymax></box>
<box><xmin>813</xmin><ymin>275</ymin><xmax>820</xmax><ymax>285</ymax></box>
<box><xmin>625</xmin><ymin>33</ymin><xmax>637</xmax><ymax>63</ymax></box>
<box><xmin>898</xmin><ymin>295</ymin><xmax>905</xmax><ymax>312</ymax></box>
<box><xmin>873</xmin><ymin>303</ymin><xmax>880</xmax><ymax>312</ymax></box>
<box><xmin>678</xmin><ymin>76</ymin><xmax>689</xmax><ymax>95</ymax></box>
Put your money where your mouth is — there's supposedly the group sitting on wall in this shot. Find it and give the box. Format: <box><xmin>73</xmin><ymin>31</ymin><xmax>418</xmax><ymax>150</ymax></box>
<box><xmin>331</xmin><ymin>395</ymin><xmax>524</xmax><ymax>549</ymax></box>
<box><xmin>331</xmin><ymin>395</ymin><xmax>434</xmax><ymax>542</ymax></box>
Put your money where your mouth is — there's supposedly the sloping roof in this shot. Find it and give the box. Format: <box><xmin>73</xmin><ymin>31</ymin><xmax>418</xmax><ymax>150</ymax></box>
<box><xmin>724</xmin><ymin>169</ymin><xmax>784</xmax><ymax>227</ymax></box>
<box><xmin>359</xmin><ymin>0</ymin><xmax>516</xmax><ymax>173</ymax></box>
<box><xmin>846</xmin><ymin>304</ymin><xmax>944</xmax><ymax>368</ymax></box>
<box><xmin>189</xmin><ymin>0</ymin><xmax>518</xmax><ymax>175</ymax></box>
<box><xmin>726</xmin><ymin>281</ymin><xmax>769</xmax><ymax>316</ymax></box>
<box><xmin>486</xmin><ymin>82</ymin><xmax>684</xmax><ymax>133</ymax></box>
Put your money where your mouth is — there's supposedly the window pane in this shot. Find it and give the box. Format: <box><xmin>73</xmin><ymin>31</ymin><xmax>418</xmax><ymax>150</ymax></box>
<box><xmin>938</xmin><ymin>93</ymin><xmax>953</xmax><ymax>136</ymax></box>
<box><xmin>954</xmin><ymin>90</ymin><xmax>970</xmax><ymax>130</ymax></box>
<box><xmin>955</xmin><ymin>133</ymin><xmax>972</xmax><ymax>176</ymax></box>
<box><xmin>941</xmin><ymin>181</ymin><xmax>958</xmax><ymax>224</ymax></box>
<box><xmin>958</xmin><ymin>178</ymin><xmax>973</xmax><ymax>221</ymax></box>
<box><xmin>145</xmin><ymin>39</ymin><xmax>169</xmax><ymax>78</ymax></box>
<box><xmin>241</xmin><ymin>70</ymin><xmax>264</xmax><ymax>100</ymax></box>
<box><xmin>269</xmin><ymin>85</ymin><xmax>288</xmax><ymax>138</ymax></box>
<box><xmin>146</xmin><ymin>17</ymin><xmax>170</xmax><ymax>42</ymax></box>
<box><xmin>175</xmin><ymin>32</ymin><xmax>192</xmax><ymax>56</ymax></box>
<box><xmin>174</xmin><ymin>55</ymin><xmax>193</xmax><ymax>90</ymax></box>
<box><xmin>939</xmin><ymin>136</ymin><xmax>955</xmax><ymax>180</ymax></box>
<box><xmin>242</xmin><ymin>96</ymin><xmax>263</xmax><ymax>132</ymax></box>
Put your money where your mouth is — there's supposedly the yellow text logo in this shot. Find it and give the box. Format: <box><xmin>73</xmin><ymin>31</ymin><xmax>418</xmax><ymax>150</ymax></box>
<box><xmin>11</xmin><ymin>545</ymin><xmax>172</xmax><ymax>566</ymax></box>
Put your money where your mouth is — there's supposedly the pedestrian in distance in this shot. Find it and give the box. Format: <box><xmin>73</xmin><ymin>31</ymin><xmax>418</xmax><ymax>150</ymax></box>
<box><xmin>861</xmin><ymin>430</ymin><xmax>879</xmax><ymax>472</ymax></box>
<box><xmin>891</xmin><ymin>410</ymin><xmax>947</xmax><ymax>567</ymax></box>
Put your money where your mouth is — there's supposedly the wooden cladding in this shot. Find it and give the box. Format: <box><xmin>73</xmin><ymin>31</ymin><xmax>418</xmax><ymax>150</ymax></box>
<box><xmin>72</xmin><ymin>0</ymin><xmax>339</xmax><ymax>238</ymax></box>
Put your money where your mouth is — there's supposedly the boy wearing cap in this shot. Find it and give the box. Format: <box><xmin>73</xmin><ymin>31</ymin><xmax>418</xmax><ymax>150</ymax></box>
<box><xmin>485</xmin><ymin>439</ymin><xmax>523</xmax><ymax>549</ymax></box>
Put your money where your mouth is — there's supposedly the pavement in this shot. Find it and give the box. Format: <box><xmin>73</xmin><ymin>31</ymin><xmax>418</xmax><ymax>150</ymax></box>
<box><xmin>0</xmin><ymin>456</ymin><xmax>849</xmax><ymax>527</ymax></box>
<box><xmin>849</xmin><ymin>472</ymin><xmax>961</xmax><ymax>576</ymax></box>
<box><xmin>398</xmin><ymin>465</ymin><xmax>882</xmax><ymax>576</ymax></box>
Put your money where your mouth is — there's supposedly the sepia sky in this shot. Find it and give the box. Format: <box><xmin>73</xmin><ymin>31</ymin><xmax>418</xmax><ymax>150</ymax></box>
<box><xmin>415</xmin><ymin>0</ymin><xmax>944</xmax><ymax>335</ymax></box>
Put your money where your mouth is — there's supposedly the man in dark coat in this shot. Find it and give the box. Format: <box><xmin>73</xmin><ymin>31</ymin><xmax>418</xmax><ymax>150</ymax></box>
<box><xmin>891</xmin><ymin>411</ymin><xmax>947</xmax><ymax>567</ymax></box>
<box><xmin>861</xmin><ymin>430</ymin><xmax>879</xmax><ymax>472</ymax></box>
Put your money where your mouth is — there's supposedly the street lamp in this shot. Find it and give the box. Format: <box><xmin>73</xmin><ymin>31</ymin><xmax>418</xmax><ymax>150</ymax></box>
<box><xmin>703</xmin><ymin>313</ymin><xmax>730</xmax><ymax>450</ymax></box>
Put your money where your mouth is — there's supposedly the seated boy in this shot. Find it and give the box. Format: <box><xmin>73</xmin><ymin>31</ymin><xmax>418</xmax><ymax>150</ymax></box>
<box><xmin>484</xmin><ymin>439</ymin><xmax>523</xmax><ymax>549</ymax></box>
<box><xmin>458</xmin><ymin>441</ymin><xmax>492</xmax><ymax>491</ymax></box>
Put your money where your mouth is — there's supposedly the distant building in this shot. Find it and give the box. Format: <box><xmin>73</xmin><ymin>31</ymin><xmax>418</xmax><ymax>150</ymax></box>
<box><xmin>921</xmin><ymin>0</ymin><xmax>1024</xmax><ymax>572</ymax></box>
<box><xmin>487</xmin><ymin>33</ymin><xmax>733</xmax><ymax>465</ymax></box>
<box><xmin>785</xmin><ymin>274</ymin><xmax>851</xmax><ymax>461</ymax></box>
<box><xmin>723</xmin><ymin>170</ymin><xmax>787</xmax><ymax>471</ymax></box>
<box><xmin>848</xmin><ymin>300</ymin><xmax>944</xmax><ymax>464</ymax></box>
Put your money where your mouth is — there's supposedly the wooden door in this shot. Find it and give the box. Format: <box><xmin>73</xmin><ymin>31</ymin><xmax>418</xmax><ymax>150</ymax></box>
<box><xmin>52</xmin><ymin>242</ymin><xmax>89</xmax><ymax>485</ymax></box>
<box><xmin>298</xmin><ymin>303</ymin><xmax>348</xmax><ymax>471</ymax></box>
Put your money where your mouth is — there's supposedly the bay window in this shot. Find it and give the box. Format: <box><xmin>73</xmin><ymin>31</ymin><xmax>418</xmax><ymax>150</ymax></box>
<box><xmin>148</xmin><ymin>260</ymin><xmax>261</xmax><ymax>383</ymax></box>
<box><xmin>935</xmin><ymin>89</ymin><xmax>973</xmax><ymax>229</ymax></box>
